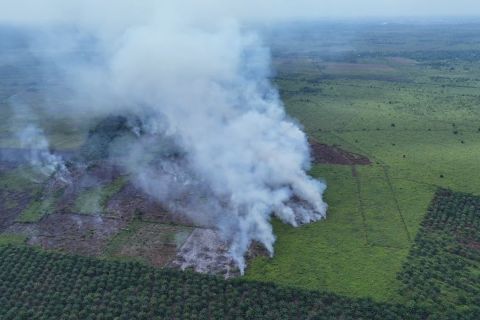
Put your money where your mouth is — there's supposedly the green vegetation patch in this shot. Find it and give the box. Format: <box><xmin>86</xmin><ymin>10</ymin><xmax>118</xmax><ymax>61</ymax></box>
<box><xmin>0</xmin><ymin>234</ymin><xmax>27</xmax><ymax>246</ymax></box>
<box><xmin>397</xmin><ymin>189</ymin><xmax>480</xmax><ymax>315</ymax></box>
<box><xmin>73</xmin><ymin>176</ymin><xmax>126</xmax><ymax>215</ymax></box>
<box><xmin>104</xmin><ymin>220</ymin><xmax>192</xmax><ymax>266</ymax></box>
<box><xmin>357</xmin><ymin>165</ymin><xmax>411</xmax><ymax>249</ymax></box>
<box><xmin>246</xmin><ymin>165</ymin><xmax>417</xmax><ymax>301</ymax></box>
<box><xmin>17</xmin><ymin>188</ymin><xmax>65</xmax><ymax>222</ymax></box>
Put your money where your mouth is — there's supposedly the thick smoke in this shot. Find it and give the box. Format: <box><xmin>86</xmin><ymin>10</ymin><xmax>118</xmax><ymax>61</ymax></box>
<box><xmin>8</xmin><ymin>94</ymin><xmax>71</xmax><ymax>183</ymax></box>
<box><xmin>1</xmin><ymin>2</ymin><xmax>327</xmax><ymax>272</ymax></box>
<box><xmin>17</xmin><ymin>125</ymin><xmax>70</xmax><ymax>183</ymax></box>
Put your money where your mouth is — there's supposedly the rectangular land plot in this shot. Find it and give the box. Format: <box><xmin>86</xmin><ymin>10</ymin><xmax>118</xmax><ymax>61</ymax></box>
<box><xmin>357</xmin><ymin>165</ymin><xmax>411</xmax><ymax>249</ymax></box>
<box><xmin>104</xmin><ymin>221</ymin><xmax>193</xmax><ymax>267</ymax></box>
<box><xmin>247</xmin><ymin>164</ymin><xmax>409</xmax><ymax>301</ymax></box>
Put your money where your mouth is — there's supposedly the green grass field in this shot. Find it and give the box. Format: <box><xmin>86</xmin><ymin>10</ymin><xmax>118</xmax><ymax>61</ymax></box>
<box><xmin>246</xmin><ymin>23</ymin><xmax>480</xmax><ymax>301</ymax></box>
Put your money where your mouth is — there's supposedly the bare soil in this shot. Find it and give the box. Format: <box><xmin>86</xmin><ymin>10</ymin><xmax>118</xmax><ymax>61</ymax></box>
<box><xmin>0</xmin><ymin>148</ymin><xmax>268</xmax><ymax>276</ymax></box>
<box><xmin>0</xmin><ymin>190</ymin><xmax>32</xmax><ymax>231</ymax></box>
<box><xmin>106</xmin><ymin>182</ymin><xmax>192</xmax><ymax>225</ymax></box>
<box><xmin>463</xmin><ymin>240</ymin><xmax>480</xmax><ymax>251</ymax></box>
<box><xmin>246</xmin><ymin>241</ymin><xmax>271</xmax><ymax>261</ymax></box>
<box><xmin>309</xmin><ymin>139</ymin><xmax>371</xmax><ymax>165</ymax></box>
<box><xmin>0</xmin><ymin>150</ymin><xmax>193</xmax><ymax>259</ymax></box>
<box><xmin>109</xmin><ymin>223</ymin><xmax>192</xmax><ymax>267</ymax></box>
<box><xmin>6</xmin><ymin>213</ymin><xmax>127</xmax><ymax>256</ymax></box>
<box><xmin>324</xmin><ymin>62</ymin><xmax>396</xmax><ymax>73</ymax></box>
<box><xmin>387</xmin><ymin>57</ymin><xmax>418</xmax><ymax>65</ymax></box>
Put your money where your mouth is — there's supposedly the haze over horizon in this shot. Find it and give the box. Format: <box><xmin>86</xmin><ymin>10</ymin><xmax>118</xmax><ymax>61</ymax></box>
<box><xmin>1</xmin><ymin>0</ymin><xmax>480</xmax><ymax>28</ymax></box>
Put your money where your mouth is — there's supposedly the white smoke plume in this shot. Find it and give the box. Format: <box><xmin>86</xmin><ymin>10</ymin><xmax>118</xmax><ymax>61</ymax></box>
<box><xmin>8</xmin><ymin>94</ymin><xmax>71</xmax><ymax>183</ymax></box>
<box><xmin>17</xmin><ymin>125</ymin><xmax>70</xmax><ymax>183</ymax></box>
<box><xmin>1</xmin><ymin>1</ymin><xmax>328</xmax><ymax>272</ymax></box>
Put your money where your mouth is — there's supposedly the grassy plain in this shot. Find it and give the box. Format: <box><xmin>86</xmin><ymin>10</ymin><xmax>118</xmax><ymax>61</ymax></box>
<box><xmin>246</xmin><ymin>22</ymin><xmax>480</xmax><ymax>301</ymax></box>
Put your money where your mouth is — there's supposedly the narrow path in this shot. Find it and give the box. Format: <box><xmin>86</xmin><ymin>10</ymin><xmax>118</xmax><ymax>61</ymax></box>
<box><xmin>382</xmin><ymin>166</ymin><xmax>412</xmax><ymax>243</ymax></box>
<box><xmin>352</xmin><ymin>165</ymin><xmax>369</xmax><ymax>245</ymax></box>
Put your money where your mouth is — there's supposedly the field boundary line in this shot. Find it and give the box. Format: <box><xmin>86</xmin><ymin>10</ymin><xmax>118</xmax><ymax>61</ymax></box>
<box><xmin>382</xmin><ymin>166</ymin><xmax>412</xmax><ymax>243</ymax></box>
<box><xmin>327</xmin><ymin>132</ymin><xmax>413</xmax><ymax>244</ymax></box>
<box><xmin>352</xmin><ymin>165</ymin><xmax>369</xmax><ymax>245</ymax></box>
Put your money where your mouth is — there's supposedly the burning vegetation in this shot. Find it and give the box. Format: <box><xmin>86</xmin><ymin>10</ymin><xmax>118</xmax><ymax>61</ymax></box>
<box><xmin>0</xmin><ymin>108</ymin><xmax>328</xmax><ymax>276</ymax></box>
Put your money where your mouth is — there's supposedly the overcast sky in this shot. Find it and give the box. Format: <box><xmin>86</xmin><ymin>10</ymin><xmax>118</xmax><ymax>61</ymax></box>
<box><xmin>1</xmin><ymin>0</ymin><xmax>480</xmax><ymax>27</ymax></box>
<box><xmin>205</xmin><ymin>0</ymin><xmax>480</xmax><ymax>20</ymax></box>
<box><xmin>271</xmin><ymin>0</ymin><xmax>480</xmax><ymax>18</ymax></box>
